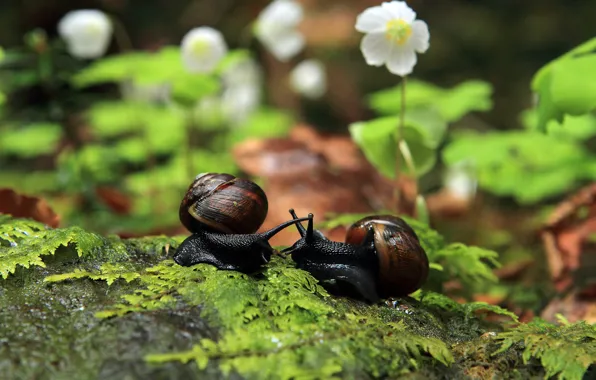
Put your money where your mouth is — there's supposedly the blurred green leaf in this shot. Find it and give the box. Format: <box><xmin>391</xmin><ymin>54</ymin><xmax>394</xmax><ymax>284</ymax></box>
<box><xmin>57</xmin><ymin>145</ymin><xmax>119</xmax><ymax>188</ymax></box>
<box><xmin>532</xmin><ymin>37</ymin><xmax>596</xmax><ymax>91</ymax></box>
<box><xmin>1</xmin><ymin>70</ymin><xmax>40</xmax><ymax>91</ymax></box>
<box><xmin>532</xmin><ymin>38</ymin><xmax>596</xmax><ymax>131</ymax></box>
<box><xmin>227</xmin><ymin>107</ymin><xmax>294</xmax><ymax>144</ymax></box>
<box><xmin>88</xmin><ymin>102</ymin><xmax>147</xmax><ymax>136</ymax></box>
<box><xmin>521</xmin><ymin>109</ymin><xmax>596</xmax><ymax>140</ymax></box>
<box><xmin>368</xmin><ymin>79</ymin><xmax>493</xmax><ymax>123</ymax></box>
<box><xmin>215</xmin><ymin>49</ymin><xmax>252</xmax><ymax>75</ymax></box>
<box><xmin>443</xmin><ymin>130</ymin><xmax>596</xmax><ymax>203</ymax></box>
<box><xmin>349</xmin><ymin>111</ymin><xmax>444</xmax><ymax>178</ymax></box>
<box><xmin>170</xmin><ymin>72</ymin><xmax>220</xmax><ymax>104</ymax></box>
<box><xmin>0</xmin><ymin>171</ymin><xmax>60</xmax><ymax>193</ymax></box>
<box><xmin>349</xmin><ymin>117</ymin><xmax>396</xmax><ymax>178</ymax></box>
<box><xmin>112</xmin><ymin>138</ymin><xmax>148</xmax><ymax>164</ymax></box>
<box><xmin>71</xmin><ymin>52</ymin><xmax>150</xmax><ymax>88</ymax></box>
<box><xmin>550</xmin><ymin>56</ymin><xmax>596</xmax><ymax>113</ymax></box>
<box><xmin>144</xmin><ymin>108</ymin><xmax>186</xmax><ymax>154</ymax></box>
<box><xmin>73</xmin><ymin>47</ymin><xmax>220</xmax><ymax>103</ymax></box>
<box><xmin>0</xmin><ymin>123</ymin><xmax>62</xmax><ymax>157</ymax></box>
<box><xmin>88</xmin><ymin>101</ymin><xmax>186</xmax><ymax>163</ymax></box>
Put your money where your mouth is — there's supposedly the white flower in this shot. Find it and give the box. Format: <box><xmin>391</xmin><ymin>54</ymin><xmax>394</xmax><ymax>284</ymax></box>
<box><xmin>289</xmin><ymin>59</ymin><xmax>327</xmax><ymax>99</ymax></box>
<box><xmin>222</xmin><ymin>85</ymin><xmax>261</xmax><ymax>125</ymax></box>
<box><xmin>255</xmin><ymin>0</ymin><xmax>304</xmax><ymax>62</ymax></box>
<box><xmin>444</xmin><ymin>162</ymin><xmax>477</xmax><ymax>201</ymax></box>
<box><xmin>181</xmin><ymin>27</ymin><xmax>228</xmax><ymax>73</ymax></box>
<box><xmin>120</xmin><ymin>80</ymin><xmax>171</xmax><ymax>104</ymax></box>
<box><xmin>355</xmin><ymin>1</ymin><xmax>429</xmax><ymax>76</ymax></box>
<box><xmin>222</xmin><ymin>58</ymin><xmax>263</xmax><ymax>89</ymax></box>
<box><xmin>194</xmin><ymin>95</ymin><xmax>225</xmax><ymax>127</ymax></box>
<box><xmin>221</xmin><ymin>58</ymin><xmax>263</xmax><ymax>124</ymax></box>
<box><xmin>58</xmin><ymin>10</ymin><xmax>113</xmax><ymax>59</ymax></box>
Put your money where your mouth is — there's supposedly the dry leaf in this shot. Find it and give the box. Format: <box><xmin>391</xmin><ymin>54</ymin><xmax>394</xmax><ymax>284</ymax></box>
<box><xmin>0</xmin><ymin>188</ymin><xmax>60</xmax><ymax>227</ymax></box>
<box><xmin>542</xmin><ymin>183</ymin><xmax>596</xmax><ymax>292</ymax></box>
<box><xmin>95</xmin><ymin>186</ymin><xmax>133</xmax><ymax>215</ymax></box>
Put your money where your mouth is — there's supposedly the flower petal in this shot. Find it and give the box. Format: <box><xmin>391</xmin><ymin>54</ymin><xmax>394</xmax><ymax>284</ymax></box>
<box><xmin>58</xmin><ymin>9</ymin><xmax>113</xmax><ymax>59</ymax></box>
<box><xmin>409</xmin><ymin>20</ymin><xmax>430</xmax><ymax>53</ymax></box>
<box><xmin>386</xmin><ymin>46</ymin><xmax>417</xmax><ymax>76</ymax></box>
<box><xmin>290</xmin><ymin>59</ymin><xmax>327</xmax><ymax>99</ymax></box>
<box><xmin>259</xmin><ymin>0</ymin><xmax>303</xmax><ymax>28</ymax></box>
<box><xmin>181</xmin><ymin>27</ymin><xmax>228</xmax><ymax>73</ymax></box>
<box><xmin>360</xmin><ymin>32</ymin><xmax>391</xmax><ymax>66</ymax></box>
<box><xmin>381</xmin><ymin>1</ymin><xmax>416</xmax><ymax>23</ymax></box>
<box><xmin>263</xmin><ymin>30</ymin><xmax>304</xmax><ymax>62</ymax></box>
<box><xmin>355</xmin><ymin>5</ymin><xmax>391</xmax><ymax>33</ymax></box>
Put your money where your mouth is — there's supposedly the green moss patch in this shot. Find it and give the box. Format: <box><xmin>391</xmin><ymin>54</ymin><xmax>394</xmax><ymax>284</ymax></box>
<box><xmin>0</xmin><ymin>216</ymin><xmax>594</xmax><ymax>379</ymax></box>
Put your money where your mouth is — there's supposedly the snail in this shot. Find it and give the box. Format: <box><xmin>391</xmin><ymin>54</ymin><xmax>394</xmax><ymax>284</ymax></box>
<box><xmin>173</xmin><ymin>173</ymin><xmax>310</xmax><ymax>273</ymax></box>
<box><xmin>282</xmin><ymin>209</ymin><xmax>429</xmax><ymax>303</ymax></box>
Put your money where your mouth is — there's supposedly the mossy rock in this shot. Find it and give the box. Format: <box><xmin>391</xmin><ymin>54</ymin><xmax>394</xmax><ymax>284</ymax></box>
<box><xmin>0</xmin><ymin>215</ymin><xmax>594</xmax><ymax>379</ymax></box>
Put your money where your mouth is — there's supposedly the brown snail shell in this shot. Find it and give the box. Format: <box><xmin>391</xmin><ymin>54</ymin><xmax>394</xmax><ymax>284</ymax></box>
<box><xmin>179</xmin><ymin>173</ymin><xmax>268</xmax><ymax>235</ymax></box>
<box><xmin>345</xmin><ymin>215</ymin><xmax>429</xmax><ymax>297</ymax></box>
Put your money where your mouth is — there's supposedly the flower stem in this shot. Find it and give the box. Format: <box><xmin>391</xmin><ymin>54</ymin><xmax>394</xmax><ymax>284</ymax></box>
<box><xmin>398</xmin><ymin>139</ymin><xmax>417</xmax><ymax>188</ymax></box>
<box><xmin>109</xmin><ymin>15</ymin><xmax>133</xmax><ymax>52</ymax></box>
<box><xmin>185</xmin><ymin>111</ymin><xmax>195</xmax><ymax>182</ymax></box>
<box><xmin>393</xmin><ymin>76</ymin><xmax>407</xmax><ymax>214</ymax></box>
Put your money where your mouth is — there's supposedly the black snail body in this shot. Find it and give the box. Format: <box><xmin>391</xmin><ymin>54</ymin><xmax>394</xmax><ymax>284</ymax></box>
<box><xmin>283</xmin><ymin>210</ymin><xmax>429</xmax><ymax>303</ymax></box>
<box><xmin>173</xmin><ymin>173</ymin><xmax>309</xmax><ymax>273</ymax></box>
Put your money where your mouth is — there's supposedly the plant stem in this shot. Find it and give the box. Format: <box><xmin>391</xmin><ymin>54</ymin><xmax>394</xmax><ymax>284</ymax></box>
<box><xmin>398</xmin><ymin>139</ymin><xmax>418</xmax><ymax>197</ymax></box>
<box><xmin>393</xmin><ymin>76</ymin><xmax>407</xmax><ymax>214</ymax></box>
<box><xmin>185</xmin><ymin>110</ymin><xmax>195</xmax><ymax>181</ymax></box>
<box><xmin>110</xmin><ymin>15</ymin><xmax>133</xmax><ymax>52</ymax></box>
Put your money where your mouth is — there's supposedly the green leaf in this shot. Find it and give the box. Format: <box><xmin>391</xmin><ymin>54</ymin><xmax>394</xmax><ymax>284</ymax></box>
<box><xmin>521</xmin><ymin>109</ymin><xmax>596</xmax><ymax>141</ymax></box>
<box><xmin>443</xmin><ymin>130</ymin><xmax>596</xmax><ymax>203</ymax></box>
<box><xmin>72</xmin><ymin>47</ymin><xmax>220</xmax><ymax>102</ymax></box>
<box><xmin>532</xmin><ymin>37</ymin><xmax>596</xmax><ymax>91</ymax></box>
<box><xmin>550</xmin><ymin>55</ymin><xmax>596</xmax><ymax>115</ymax></box>
<box><xmin>87</xmin><ymin>101</ymin><xmax>186</xmax><ymax>159</ymax></box>
<box><xmin>87</xmin><ymin>102</ymin><xmax>147</xmax><ymax>136</ymax></box>
<box><xmin>531</xmin><ymin>37</ymin><xmax>596</xmax><ymax>130</ymax></box>
<box><xmin>349</xmin><ymin>114</ymin><xmax>439</xmax><ymax>178</ymax></box>
<box><xmin>0</xmin><ymin>170</ymin><xmax>60</xmax><ymax>193</ymax></box>
<box><xmin>368</xmin><ymin>79</ymin><xmax>493</xmax><ymax>123</ymax></box>
<box><xmin>227</xmin><ymin>107</ymin><xmax>294</xmax><ymax>144</ymax></box>
<box><xmin>56</xmin><ymin>144</ymin><xmax>120</xmax><ymax>185</ymax></box>
<box><xmin>0</xmin><ymin>123</ymin><xmax>62</xmax><ymax>157</ymax></box>
<box><xmin>72</xmin><ymin>52</ymin><xmax>151</xmax><ymax>88</ymax></box>
<box><xmin>170</xmin><ymin>72</ymin><xmax>220</xmax><ymax>104</ymax></box>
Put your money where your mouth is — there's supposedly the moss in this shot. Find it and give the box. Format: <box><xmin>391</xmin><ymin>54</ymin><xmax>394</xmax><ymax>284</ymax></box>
<box><xmin>0</xmin><ymin>216</ymin><xmax>594</xmax><ymax>379</ymax></box>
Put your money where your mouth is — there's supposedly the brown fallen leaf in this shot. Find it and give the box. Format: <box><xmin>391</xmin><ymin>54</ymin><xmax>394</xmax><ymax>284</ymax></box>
<box><xmin>542</xmin><ymin>183</ymin><xmax>596</xmax><ymax>292</ymax></box>
<box><xmin>95</xmin><ymin>186</ymin><xmax>133</xmax><ymax>215</ymax></box>
<box><xmin>540</xmin><ymin>183</ymin><xmax>596</xmax><ymax>322</ymax></box>
<box><xmin>232</xmin><ymin>137</ymin><xmax>326</xmax><ymax>178</ymax></box>
<box><xmin>0</xmin><ymin>188</ymin><xmax>60</xmax><ymax>227</ymax></box>
<box><xmin>541</xmin><ymin>288</ymin><xmax>596</xmax><ymax>324</ymax></box>
<box><xmin>425</xmin><ymin>189</ymin><xmax>474</xmax><ymax>219</ymax></box>
<box><xmin>234</xmin><ymin>124</ymin><xmax>422</xmax><ymax>246</ymax></box>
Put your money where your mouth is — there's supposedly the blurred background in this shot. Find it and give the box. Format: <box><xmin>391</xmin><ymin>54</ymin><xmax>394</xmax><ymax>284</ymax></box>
<box><xmin>1</xmin><ymin>0</ymin><xmax>595</xmax><ymax>323</ymax></box>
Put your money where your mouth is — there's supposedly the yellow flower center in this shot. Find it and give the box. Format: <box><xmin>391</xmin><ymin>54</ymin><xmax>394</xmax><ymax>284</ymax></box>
<box><xmin>385</xmin><ymin>19</ymin><xmax>412</xmax><ymax>45</ymax></box>
<box><xmin>84</xmin><ymin>22</ymin><xmax>103</xmax><ymax>36</ymax></box>
<box><xmin>190</xmin><ymin>39</ymin><xmax>210</xmax><ymax>57</ymax></box>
